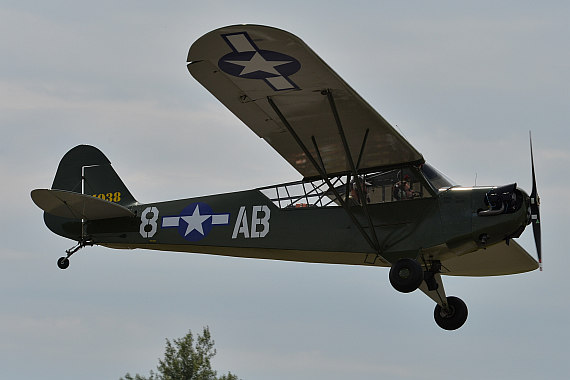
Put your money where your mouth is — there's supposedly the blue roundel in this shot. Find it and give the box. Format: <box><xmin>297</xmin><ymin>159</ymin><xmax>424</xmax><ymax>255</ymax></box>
<box><xmin>218</xmin><ymin>50</ymin><xmax>301</xmax><ymax>80</ymax></box>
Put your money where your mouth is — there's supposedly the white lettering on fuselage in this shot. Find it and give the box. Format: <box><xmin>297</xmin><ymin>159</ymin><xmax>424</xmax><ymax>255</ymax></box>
<box><xmin>140</xmin><ymin>206</ymin><xmax>159</xmax><ymax>238</ymax></box>
<box><xmin>232</xmin><ymin>205</ymin><xmax>270</xmax><ymax>239</ymax></box>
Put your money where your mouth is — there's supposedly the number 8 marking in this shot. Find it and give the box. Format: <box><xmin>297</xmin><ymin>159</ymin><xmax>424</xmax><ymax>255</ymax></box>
<box><xmin>140</xmin><ymin>206</ymin><xmax>159</xmax><ymax>238</ymax></box>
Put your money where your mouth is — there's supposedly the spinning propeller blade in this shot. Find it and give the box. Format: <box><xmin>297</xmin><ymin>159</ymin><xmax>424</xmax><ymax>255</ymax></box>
<box><xmin>529</xmin><ymin>132</ymin><xmax>542</xmax><ymax>270</ymax></box>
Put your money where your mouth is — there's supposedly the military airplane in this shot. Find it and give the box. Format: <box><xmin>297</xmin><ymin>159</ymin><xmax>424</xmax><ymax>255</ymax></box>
<box><xmin>31</xmin><ymin>25</ymin><xmax>541</xmax><ymax>330</ymax></box>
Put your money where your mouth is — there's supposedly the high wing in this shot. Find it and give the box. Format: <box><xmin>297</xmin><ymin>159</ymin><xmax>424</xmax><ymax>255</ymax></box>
<box><xmin>187</xmin><ymin>25</ymin><xmax>424</xmax><ymax>179</ymax></box>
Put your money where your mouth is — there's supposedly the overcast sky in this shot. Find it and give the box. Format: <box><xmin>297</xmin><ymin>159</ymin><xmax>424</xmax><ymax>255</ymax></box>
<box><xmin>2</xmin><ymin>1</ymin><xmax>569</xmax><ymax>379</ymax></box>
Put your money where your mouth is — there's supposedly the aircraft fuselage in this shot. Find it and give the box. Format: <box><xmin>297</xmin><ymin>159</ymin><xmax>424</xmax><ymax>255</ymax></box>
<box><xmin>45</xmin><ymin>185</ymin><xmax>530</xmax><ymax>271</ymax></box>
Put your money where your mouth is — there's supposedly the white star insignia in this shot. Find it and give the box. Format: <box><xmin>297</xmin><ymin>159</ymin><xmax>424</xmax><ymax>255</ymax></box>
<box><xmin>181</xmin><ymin>205</ymin><xmax>211</xmax><ymax>236</ymax></box>
<box><xmin>225</xmin><ymin>52</ymin><xmax>292</xmax><ymax>76</ymax></box>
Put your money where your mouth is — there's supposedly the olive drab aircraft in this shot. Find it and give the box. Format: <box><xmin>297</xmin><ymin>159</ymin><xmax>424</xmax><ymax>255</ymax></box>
<box><xmin>31</xmin><ymin>25</ymin><xmax>542</xmax><ymax>330</ymax></box>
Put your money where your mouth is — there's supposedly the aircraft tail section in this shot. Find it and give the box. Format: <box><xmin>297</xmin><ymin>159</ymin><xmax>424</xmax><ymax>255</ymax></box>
<box><xmin>39</xmin><ymin>145</ymin><xmax>137</xmax><ymax>240</ymax></box>
<box><xmin>51</xmin><ymin>145</ymin><xmax>136</xmax><ymax>206</ymax></box>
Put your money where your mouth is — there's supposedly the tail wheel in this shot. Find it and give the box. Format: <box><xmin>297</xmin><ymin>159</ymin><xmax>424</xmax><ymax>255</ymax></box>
<box><xmin>389</xmin><ymin>258</ymin><xmax>424</xmax><ymax>293</ymax></box>
<box><xmin>434</xmin><ymin>296</ymin><xmax>468</xmax><ymax>330</ymax></box>
<box><xmin>57</xmin><ymin>257</ymin><xmax>70</xmax><ymax>270</ymax></box>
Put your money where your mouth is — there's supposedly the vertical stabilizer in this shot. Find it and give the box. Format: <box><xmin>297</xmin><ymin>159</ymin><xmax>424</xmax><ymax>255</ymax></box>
<box><xmin>43</xmin><ymin>145</ymin><xmax>137</xmax><ymax>240</ymax></box>
<box><xmin>51</xmin><ymin>145</ymin><xmax>136</xmax><ymax>206</ymax></box>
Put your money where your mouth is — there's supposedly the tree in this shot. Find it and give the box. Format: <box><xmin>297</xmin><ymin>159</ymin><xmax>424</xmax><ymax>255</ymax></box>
<box><xmin>121</xmin><ymin>327</ymin><xmax>240</xmax><ymax>380</ymax></box>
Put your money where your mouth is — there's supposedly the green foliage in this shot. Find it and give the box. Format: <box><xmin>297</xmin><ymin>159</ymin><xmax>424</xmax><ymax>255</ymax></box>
<box><xmin>217</xmin><ymin>373</ymin><xmax>239</xmax><ymax>380</ymax></box>
<box><xmin>120</xmin><ymin>327</ymin><xmax>240</xmax><ymax>380</ymax></box>
<box><xmin>121</xmin><ymin>373</ymin><xmax>158</xmax><ymax>380</ymax></box>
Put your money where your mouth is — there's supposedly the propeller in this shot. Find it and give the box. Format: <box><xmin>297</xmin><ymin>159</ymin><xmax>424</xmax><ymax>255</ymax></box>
<box><xmin>529</xmin><ymin>132</ymin><xmax>542</xmax><ymax>270</ymax></box>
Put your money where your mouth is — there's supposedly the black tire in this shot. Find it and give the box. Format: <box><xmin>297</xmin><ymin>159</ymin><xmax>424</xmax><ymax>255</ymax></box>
<box><xmin>57</xmin><ymin>257</ymin><xmax>70</xmax><ymax>270</ymax></box>
<box><xmin>434</xmin><ymin>296</ymin><xmax>468</xmax><ymax>330</ymax></box>
<box><xmin>389</xmin><ymin>258</ymin><xmax>424</xmax><ymax>293</ymax></box>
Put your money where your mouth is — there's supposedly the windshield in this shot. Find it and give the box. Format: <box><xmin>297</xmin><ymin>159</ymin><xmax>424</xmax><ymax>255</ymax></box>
<box><xmin>421</xmin><ymin>164</ymin><xmax>457</xmax><ymax>191</ymax></box>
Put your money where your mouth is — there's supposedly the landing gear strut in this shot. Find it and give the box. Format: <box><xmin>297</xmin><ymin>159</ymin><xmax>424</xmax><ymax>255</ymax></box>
<box><xmin>391</xmin><ymin>257</ymin><xmax>469</xmax><ymax>330</ymax></box>
<box><xmin>57</xmin><ymin>238</ymin><xmax>94</xmax><ymax>270</ymax></box>
<box><xmin>419</xmin><ymin>259</ymin><xmax>469</xmax><ymax>330</ymax></box>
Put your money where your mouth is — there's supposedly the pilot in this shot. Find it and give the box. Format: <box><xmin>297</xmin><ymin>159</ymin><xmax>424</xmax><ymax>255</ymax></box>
<box><xmin>393</xmin><ymin>175</ymin><xmax>413</xmax><ymax>200</ymax></box>
<box><xmin>350</xmin><ymin>178</ymin><xmax>370</xmax><ymax>205</ymax></box>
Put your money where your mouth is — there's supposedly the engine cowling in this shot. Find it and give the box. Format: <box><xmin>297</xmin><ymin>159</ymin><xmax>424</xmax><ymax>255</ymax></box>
<box><xmin>478</xmin><ymin>183</ymin><xmax>523</xmax><ymax>216</ymax></box>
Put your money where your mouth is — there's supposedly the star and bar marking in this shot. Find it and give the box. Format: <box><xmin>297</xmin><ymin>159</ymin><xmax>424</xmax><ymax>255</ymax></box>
<box><xmin>218</xmin><ymin>31</ymin><xmax>301</xmax><ymax>91</ymax></box>
<box><xmin>161</xmin><ymin>202</ymin><xmax>230</xmax><ymax>242</ymax></box>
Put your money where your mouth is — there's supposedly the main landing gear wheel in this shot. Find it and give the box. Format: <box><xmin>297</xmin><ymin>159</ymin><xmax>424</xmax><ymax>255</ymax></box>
<box><xmin>57</xmin><ymin>257</ymin><xmax>70</xmax><ymax>270</ymax></box>
<box><xmin>434</xmin><ymin>296</ymin><xmax>468</xmax><ymax>330</ymax></box>
<box><xmin>389</xmin><ymin>258</ymin><xmax>424</xmax><ymax>293</ymax></box>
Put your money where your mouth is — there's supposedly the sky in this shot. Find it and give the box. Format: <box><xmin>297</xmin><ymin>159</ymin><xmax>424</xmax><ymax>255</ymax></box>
<box><xmin>1</xmin><ymin>1</ymin><xmax>569</xmax><ymax>379</ymax></box>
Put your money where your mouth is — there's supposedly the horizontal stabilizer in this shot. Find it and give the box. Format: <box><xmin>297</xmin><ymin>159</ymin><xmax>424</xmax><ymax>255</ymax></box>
<box><xmin>31</xmin><ymin>189</ymin><xmax>135</xmax><ymax>220</ymax></box>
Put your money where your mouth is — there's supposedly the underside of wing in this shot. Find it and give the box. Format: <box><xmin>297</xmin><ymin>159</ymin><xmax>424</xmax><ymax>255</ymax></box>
<box><xmin>187</xmin><ymin>25</ymin><xmax>424</xmax><ymax>179</ymax></box>
<box><xmin>442</xmin><ymin>241</ymin><xmax>539</xmax><ymax>276</ymax></box>
<box><xmin>31</xmin><ymin>189</ymin><xmax>135</xmax><ymax>220</ymax></box>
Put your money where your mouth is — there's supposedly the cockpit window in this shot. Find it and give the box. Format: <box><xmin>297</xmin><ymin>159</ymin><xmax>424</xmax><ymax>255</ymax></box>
<box><xmin>344</xmin><ymin>167</ymin><xmax>433</xmax><ymax>205</ymax></box>
<box><xmin>421</xmin><ymin>164</ymin><xmax>457</xmax><ymax>191</ymax></box>
<box><xmin>259</xmin><ymin>165</ymin><xmax>437</xmax><ymax>209</ymax></box>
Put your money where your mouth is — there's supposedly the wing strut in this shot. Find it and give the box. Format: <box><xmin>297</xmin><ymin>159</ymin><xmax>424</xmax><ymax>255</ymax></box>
<box><xmin>324</xmin><ymin>89</ymin><xmax>382</xmax><ymax>256</ymax></box>
<box><xmin>356</xmin><ymin>128</ymin><xmax>370</xmax><ymax>171</ymax></box>
<box><xmin>267</xmin><ymin>95</ymin><xmax>383</xmax><ymax>259</ymax></box>
<box><xmin>345</xmin><ymin>129</ymin><xmax>369</xmax><ymax>205</ymax></box>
